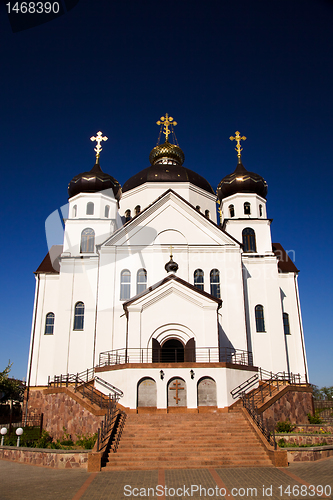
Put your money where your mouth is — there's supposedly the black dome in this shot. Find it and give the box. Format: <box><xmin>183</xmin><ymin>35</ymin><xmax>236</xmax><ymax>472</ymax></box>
<box><xmin>123</xmin><ymin>140</ymin><xmax>214</xmax><ymax>195</ymax></box>
<box><xmin>68</xmin><ymin>162</ymin><xmax>122</xmax><ymax>200</ymax></box>
<box><xmin>217</xmin><ymin>160</ymin><xmax>267</xmax><ymax>201</ymax></box>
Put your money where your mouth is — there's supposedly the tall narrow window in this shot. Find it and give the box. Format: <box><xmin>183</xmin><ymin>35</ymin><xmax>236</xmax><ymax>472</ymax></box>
<box><xmin>81</xmin><ymin>228</ymin><xmax>95</xmax><ymax>253</ymax></box>
<box><xmin>205</xmin><ymin>210</ymin><xmax>210</xmax><ymax>219</ymax></box>
<box><xmin>137</xmin><ymin>268</ymin><xmax>147</xmax><ymax>294</ymax></box>
<box><xmin>74</xmin><ymin>302</ymin><xmax>84</xmax><ymax>330</ymax></box>
<box><xmin>210</xmin><ymin>269</ymin><xmax>220</xmax><ymax>298</ymax></box>
<box><xmin>259</xmin><ymin>204</ymin><xmax>263</xmax><ymax>217</ymax></box>
<box><xmin>105</xmin><ymin>205</ymin><xmax>110</xmax><ymax>218</ymax></box>
<box><xmin>244</xmin><ymin>202</ymin><xmax>251</xmax><ymax>215</ymax></box>
<box><xmin>135</xmin><ymin>205</ymin><xmax>141</xmax><ymax>216</ymax></box>
<box><xmin>125</xmin><ymin>209</ymin><xmax>131</xmax><ymax>222</ymax></box>
<box><xmin>194</xmin><ymin>269</ymin><xmax>204</xmax><ymax>291</ymax></box>
<box><xmin>73</xmin><ymin>205</ymin><xmax>77</xmax><ymax>218</ymax></box>
<box><xmin>242</xmin><ymin>228</ymin><xmax>256</xmax><ymax>252</ymax></box>
<box><xmin>255</xmin><ymin>305</ymin><xmax>265</xmax><ymax>332</ymax></box>
<box><xmin>196</xmin><ymin>205</ymin><xmax>201</xmax><ymax>212</ymax></box>
<box><xmin>86</xmin><ymin>202</ymin><xmax>94</xmax><ymax>215</ymax></box>
<box><xmin>44</xmin><ymin>312</ymin><xmax>55</xmax><ymax>335</ymax></box>
<box><xmin>120</xmin><ymin>270</ymin><xmax>131</xmax><ymax>300</ymax></box>
<box><xmin>229</xmin><ymin>204</ymin><xmax>235</xmax><ymax>218</ymax></box>
<box><xmin>283</xmin><ymin>313</ymin><xmax>291</xmax><ymax>335</ymax></box>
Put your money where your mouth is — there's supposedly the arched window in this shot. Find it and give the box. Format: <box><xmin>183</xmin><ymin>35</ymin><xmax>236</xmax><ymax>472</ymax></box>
<box><xmin>137</xmin><ymin>268</ymin><xmax>147</xmax><ymax>294</ymax></box>
<box><xmin>80</xmin><ymin>228</ymin><xmax>95</xmax><ymax>253</ymax></box>
<box><xmin>242</xmin><ymin>228</ymin><xmax>256</xmax><ymax>252</ymax></box>
<box><xmin>205</xmin><ymin>210</ymin><xmax>210</xmax><ymax>219</ymax></box>
<box><xmin>125</xmin><ymin>209</ymin><xmax>131</xmax><ymax>222</ymax></box>
<box><xmin>255</xmin><ymin>305</ymin><xmax>265</xmax><ymax>332</ymax></box>
<box><xmin>86</xmin><ymin>202</ymin><xmax>94</xmax><ymax>215</ymax></box>
<box><xmin>229</xmin><ymin>204</ymin><xmax>235</xmax><ymax>218</ymax></box>
<box><xmin>210</xmin><ymin>269</ymin><xmax>220</xmax><ymax>298</ymax></box>
<box><xmin>44</xmin><ymin>312</ymin><xmax>55</xmax><ymax>335</ymax></box>
<box><xmin>196</xmin><ymin>205</ymin><xmax>201</xmax><ymax>212</ymax></box>
<box><xmin>244</xmin><ymin>202</ymin><xmax>251</xmax><ymax>215</ymax></box>
<box><xmin>135</xmin><ymin>205</ymin><xmax>141</xmax><ymax>216</ymax></box>
<box><xmin>283</xmin><ymin>313</ymin><xmax>291</xmax><ymax>335</ymax></box>
<box><xmin>120</xmin><ymin>270</ymin><xmax>131</xmax><ymax>300</ymax></box>
<box><xmin>259</xmin><ymin>204</ymin><xmax>263</xmax><ymax>217</ymax></box>
<box><xmin>72</xmin><ymin>205</ymin><xmax>77</xmax><ymax>218</ymax></box>
<box><xmin>194</xmin><ymin>269</ymin><xmax>204</xmax><ymax>291</ymax></box>
<box><xmin>105</xmin><ymin>205</ymin><xmax>110</xmax><ymax>218</ymax></box>
<box><xmin>73</xmin><ymin>302</ymin><xmax>84</xmax><ymax>330</ymax></box>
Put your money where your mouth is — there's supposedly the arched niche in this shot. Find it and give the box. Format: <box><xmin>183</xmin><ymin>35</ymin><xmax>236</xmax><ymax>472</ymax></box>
<box><xmin>167</xmin><ymin>377</ymin><xmax>187</xmax><ymax>407</ymax></box>
<box><xmin>137</xmin><ymin>377</ymin><xmax>157</xmax><ymax>408</ymax></box>
<box><xmin>197</xmin><ymin>377</ymin><xmax>217</xmax><ymax>406</ymax></box>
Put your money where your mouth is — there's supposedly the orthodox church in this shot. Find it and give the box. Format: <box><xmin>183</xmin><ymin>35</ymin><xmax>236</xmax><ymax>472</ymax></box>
<box><xmin>27</xmin><ymin>115</ymin><xmax>308</xmax><ymax>411</ymax></box>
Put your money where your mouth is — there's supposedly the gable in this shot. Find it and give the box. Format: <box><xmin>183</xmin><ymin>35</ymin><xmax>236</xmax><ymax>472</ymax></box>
<box><xmin>102</xmin><ymin>190</ymin><xmax>240</xmax><ymax>248</ymax></box>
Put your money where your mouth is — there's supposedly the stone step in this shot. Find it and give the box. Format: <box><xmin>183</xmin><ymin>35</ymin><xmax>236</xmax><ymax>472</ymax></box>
<box><xmin>104</xmin><ymin>459</ymin><xmax>273</xmax><ymax>469</ymax></box>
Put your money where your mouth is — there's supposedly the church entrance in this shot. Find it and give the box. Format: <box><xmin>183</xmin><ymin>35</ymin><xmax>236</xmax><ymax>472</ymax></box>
<box><xmin>167</xmin><ymin>377</ymin><xmax>187</xmax><ymax>407</ymax></box>
<box><xmin>161</xmin><ymin>339</ymin><xmax>184</xmax><ymax>363</ymax></box>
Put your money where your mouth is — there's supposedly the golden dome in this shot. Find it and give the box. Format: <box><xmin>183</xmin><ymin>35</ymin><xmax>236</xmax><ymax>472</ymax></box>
<box><xmin>149</xmin><ymin>140</ymin><xmax>185</xmax><ymax>166</ymax></box>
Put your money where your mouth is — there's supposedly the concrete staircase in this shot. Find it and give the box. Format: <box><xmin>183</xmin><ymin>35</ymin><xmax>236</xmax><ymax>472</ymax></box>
<box><xmin>104</xmin><ymin>411</ymin><xmax>274</xmax><ymax>470</ymax></box>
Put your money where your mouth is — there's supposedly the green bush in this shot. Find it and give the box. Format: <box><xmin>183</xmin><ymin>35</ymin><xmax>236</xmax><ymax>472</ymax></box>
<box><xmin>307</xmin><ymin>413</ymin><xmax>322</xmax><ymax>424</ymax></box>
<box><xmin>276</xmin><ymin>420</ymin><xmax>295</xmax><ymax>433</ymax></box>
<box><xmin>75</xmin><ymin>432</ymin><xmax>97</xmax><ymax>450</ymax></box>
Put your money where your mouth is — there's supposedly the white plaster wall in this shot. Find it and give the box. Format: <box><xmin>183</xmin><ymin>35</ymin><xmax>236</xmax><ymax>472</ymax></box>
<box><xmin>221</xmin><ymin>193</ymin><xmax>267</xmax><ymax>221</ymax></box>
<box><xmin>95</xmin><ymin>366</ymin><xmax>258</xmax><ymax>409</ymax></box>
<box><xmin>242</xmin><ymin>256</ymin><xmax>288</xmax><ymax>374</ymax></box>
<box><xmin>278</xmin><ymin>273</ymin><xmax>308</xmax><ymax>380</ymax></box>
<box><xmin>120</xmin><ymin>182</ymin><xmax>217</xmax><ymax>223</ymax></box>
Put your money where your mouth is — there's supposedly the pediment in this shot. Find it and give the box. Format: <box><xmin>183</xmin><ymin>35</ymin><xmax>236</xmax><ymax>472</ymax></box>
<box><xmin>102</xmin><ymin>190</ymin><xmax>240</xmax><ymax>248</ymax></box>
<box><xmin>123</xmin><ymin>274</ymin><xmax>222</xmax><ymax>312</ymax></box>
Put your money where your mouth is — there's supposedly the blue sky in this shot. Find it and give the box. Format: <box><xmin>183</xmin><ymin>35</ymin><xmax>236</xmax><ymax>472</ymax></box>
<box><xmin>0</xmin><ymin>0</ymin><xmax>332</xmax><ymax>387</ymax></box>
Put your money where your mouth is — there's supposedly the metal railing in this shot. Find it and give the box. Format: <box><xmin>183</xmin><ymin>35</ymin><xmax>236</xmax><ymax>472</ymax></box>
<box><xmin>48</xmin><ymin>369</ymin><xmax>123</xmax><ymax>407</ymax></box>
<box><xmin>96</xmin><ymin>400</ymin><xmax>126</xmax><ymax>454</ymax></box>
<box><xmin>99</xmin><ymin>347</ymin><xmax>253</xmax><ymax>367</ymax></box>
<box><xmin>242</xmin><ymin>397</ymin><xmax>277</xmax><ymax>449</ymax></box>
<box><xmin>231</xmin><ymin>370</ymin><xmax>303</xmax><ymax>401</ymax></box>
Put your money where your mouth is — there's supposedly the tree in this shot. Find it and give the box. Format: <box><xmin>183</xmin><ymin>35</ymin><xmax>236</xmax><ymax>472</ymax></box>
<box><xmin>0</xmin><ymin>361</ymin><xmax>25</xmax><ymax>405</ymax></box>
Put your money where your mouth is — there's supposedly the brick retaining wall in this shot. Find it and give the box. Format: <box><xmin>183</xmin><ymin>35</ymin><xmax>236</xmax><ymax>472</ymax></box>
<box><xmin>287</xmin><ymin>446</ymin><xmax>333</xmax><ymax>463</ymax></box>
<box><xmin>261</xmin><ymin>389</ymin><xmax>313</xmax><ymax>427</ymax></box>
<box><xmin>0</xmin><ymin>446</ymin><xmax>88</xmax><ymax>468</ymax></box>
<box><xmin>26</xmin><ymin>389</ymin><xmax>104</xmax><ymax>440</ymax></box>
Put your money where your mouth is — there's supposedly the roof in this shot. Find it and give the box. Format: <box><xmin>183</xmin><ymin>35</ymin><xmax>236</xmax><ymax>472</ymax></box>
<box><xmin>272</xmin><ymin>243</ymin><xmax>299</xmax><ymax>273</ymax></box>
<box><xmin>35</xmin><ymin>245</ymin><xmax>63</xmax><ymax>274</ymax></box>
<box><xmin>123</xmin><ymin>273</ymin><xmax>223</xmax><ymax>309</ymax></box>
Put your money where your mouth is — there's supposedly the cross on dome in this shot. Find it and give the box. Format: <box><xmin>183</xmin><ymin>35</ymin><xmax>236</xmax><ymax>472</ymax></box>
<box><xmin>90</xmin><ymin>131</ymin><xmax>108</xmax><ymax>160</ymax></box>
<box><xmin>230</xmin><ymin>131</ymin><xmax>246</xmax><ymax>159</ymax></box>
<box><xmin>156</xmin><ymin>113</ymin><xmax>177</xmax><ymax>142</ymax></box>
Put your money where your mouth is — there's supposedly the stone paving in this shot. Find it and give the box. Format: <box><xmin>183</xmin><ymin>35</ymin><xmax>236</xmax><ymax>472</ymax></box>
<box><xmin>0</xmin><ymin>457</ymin><xmax>332</xmax><ymax>500</ymax></box>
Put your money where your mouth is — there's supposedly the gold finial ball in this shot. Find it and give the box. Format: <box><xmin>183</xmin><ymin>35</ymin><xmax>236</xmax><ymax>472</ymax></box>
<box><xmin>149</xmin><ymin>141</ymin><xmax>185</xmax><ymax>166</ymax></box>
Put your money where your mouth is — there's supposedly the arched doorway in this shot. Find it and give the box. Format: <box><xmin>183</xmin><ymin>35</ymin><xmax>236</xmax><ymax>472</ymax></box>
<box><xmin>161</xmin><ymin>339</ymin><xmax>184</xmax><ymax>363</ymax></box>
<box><xmin>137</xmin><ymin>378</ymin><xmax>157</xmax><ymax>407</ymax></box>
<box><xmin>197</xmin><ymin>377</ymin><xmax>217</xmax><ymax>406</ymax></box>
<box><xmin>167</xmin><ymin>377</ymin><xmax>187</xmax><ymax>407</ymax></box>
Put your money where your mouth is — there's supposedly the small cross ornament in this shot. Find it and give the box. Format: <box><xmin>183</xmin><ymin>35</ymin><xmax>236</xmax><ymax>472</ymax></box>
<box><xmin>90</xmin><ymin>131</ymin><xmax>108</xmax><ymax>159</ymax></box>
<box><xmin>156</xmin><ymin>113</ymin><xmax>177</xmax><ymax>142</ymax></box>
<box><xmin>230</xmin><ymin>131</ymin><xmax>246</xmax><ymax>159</ymax></box>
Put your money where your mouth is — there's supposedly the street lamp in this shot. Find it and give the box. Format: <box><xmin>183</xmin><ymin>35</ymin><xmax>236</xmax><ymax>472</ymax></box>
<box><xmin>0</xmin><ymin>428</ymin><xmax>7</xmax><ymax>446</ymax></box>
<box><xmin>16</xmin><ymin>428</ymin><xmax>23</xmax><ymax>447</ymax></box>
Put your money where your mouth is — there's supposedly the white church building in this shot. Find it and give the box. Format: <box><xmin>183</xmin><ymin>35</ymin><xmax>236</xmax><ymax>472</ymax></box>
<box><xmin>27</xmin><ymin>117</ymin><xmax>308</xmax><ymax>411</ymax></box>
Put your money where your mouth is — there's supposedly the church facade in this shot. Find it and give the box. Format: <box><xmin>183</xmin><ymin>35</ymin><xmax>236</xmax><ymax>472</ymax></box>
<box><xmin>27</xmin><ymin>118</ymin><xmax>308</xmax><ymax>411</ymax></box>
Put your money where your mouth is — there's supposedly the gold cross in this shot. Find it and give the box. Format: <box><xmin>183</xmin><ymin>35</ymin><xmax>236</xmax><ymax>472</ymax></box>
<box><xmin>156</xmin><ymin>113</ymin><xmax>177</xmax><ymax>142</ymax></box>
<box><xmin>170</xmin><ymin>379</ymin><xmax>184</xmax><ymax>404</ymax></box>
<box><xmin>230</xmin><ymin>131</ymin><xmax>246</xmax><ymax>158</ymax></box>
<box><xmin>90</xmin><ymin>131</ymin><xmax>108</xmax><ymax>159</ymax></box>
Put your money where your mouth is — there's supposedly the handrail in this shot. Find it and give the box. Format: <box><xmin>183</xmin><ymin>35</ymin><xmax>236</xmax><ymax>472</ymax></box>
<box><xmin>230</xmin><ymin>374</ymin><xmax>259</xmax><ymax>399</ymax></box>
<box><xmin>99</xmin><ymin>347</ymin><xmax>253</xmax><ymax>367</ymax></box>
<box><xmin>95</xmin><ymin>400</ymin><xmax>126</xmax><ymax>454</ymax></box>
<box><xmin>242</xmin><ymin>396</ymin><xmax>277</xmax><ymax>449</ymax></box>
<box><xmin>48</xmin><ymin>369</ymin><xmax>123</xmax><ymax>407</ymax></box>
<box><xmin>94</xmin><ymin>375</ymin><xmax>124</xmax><ymax>398</ymax></box>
